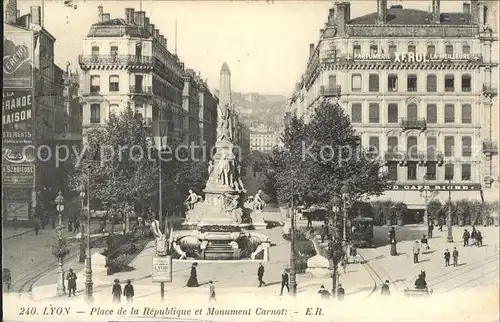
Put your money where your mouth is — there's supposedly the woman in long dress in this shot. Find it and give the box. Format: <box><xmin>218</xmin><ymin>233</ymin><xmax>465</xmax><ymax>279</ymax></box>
<box><xmin>186</xmin><ymin>263</ymin><xmax>199</xmax><ymax>287</ymax></box>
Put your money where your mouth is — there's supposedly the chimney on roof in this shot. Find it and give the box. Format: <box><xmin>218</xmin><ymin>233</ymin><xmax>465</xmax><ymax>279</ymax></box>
<box><xmin>30</xmin><ymin>6</ymin><xmax>41</xmax><ymax>26</ymax></box>
<box><xmin>309</xmin><ymin>43</ymin><xmax>315</xmax><ymax>59</ymax></box>
<box><xmin>335</xmin><ymin>2</ymin><xmax>350</xmax><ymax>33</ymax></box>
<box><xmin>328</xmin><ymin>8</ymin><xmax>335</xmax><ymax>24</ymax></box>
<box><xmin>17</xmin><ymin>9</ymin><xmax>20</xmax><ymax>18</ymax></box>
<box><xmin>163</xmin><ymin>37</ymin><xmax>168</xmax><ymax>48</ymax></box>
<box><xmin>125</xmin><ymin>8</ymin><xmax>135</xmax><ymax>24</ymax></box>
<box><xmin>376</xmin><ymin>0</ymin><xmax>387</xmax><ymax>24</ymax></box>
<box><xmin>470</xmin><ymin>0</ymin><xmax>479</xmax><ymax>24</ymax></box>
<box><xmin>134</xmin><ymin>11</ymin><xmax>145</xmax><ymax>27</ymax></box>
<box><xmin>154</xmin><ymin>29</ymin><xmax>160</xmax><ymax>40</ymax></box>
<box><xmin>144</xmin><ymin>17</ymin><xmax>150</xmax><ymax>31</ymax></box>
<box><xmin>432</xmin><ymin>0</ymin><xmax>441</xmax><ymax>23</ymax></box>
<box><xmin>6</xmin><ymin>0</ymin><xmax>18</xmax><ymax>24</ymax></box>
<box><xmin>149</xmin><ymin>23</ymin><xmax>155</xmax><ymax>36</ymax></box>
<box><xmin>97</xmin><ymin>5</ymin><xmax>103</xmax><ymax>23</ymax></box>
<box><xmin>463</xmin><ymin>2</ymin><xmax>470</xmax><ymax>14</ymax></box>
<box><xmin>102</xmin><ymin>13</ymin><xmax>110</xmax><ymax>22</ymax></box>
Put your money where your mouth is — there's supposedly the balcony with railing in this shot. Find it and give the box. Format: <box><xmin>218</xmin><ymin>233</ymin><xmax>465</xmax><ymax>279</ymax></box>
<box><xmin>400</xmin><ymin>118</ymin><xmax>426</xmax><ymax>130</ymax></box>
<box><xmin>482</xmin><ymin>140</ymin><xmax>498</xmax><ymax>156</ymax></box>
<box><xmin>78</xmin><ymin>55</ymin><xmax>153</xmax><ymax>67</ymax></box>
<box><xmin>425</xmin><ymin>151</ymin><xmax>444</xmax><ymax>165</ymax></box>
<box><xmin>404</xmin><ymin>152</ymin><xmax>426</xmax><ymax>164</ymax></box>
<box><xmin>384</xmin><ymin>151</ymin><xmax>404</xmax><ymax>163</ymax></box>
<box><xmin>129</xmin><ymin>85</ymin><xmax>153</xmax><ymax>96</ymax></box>
<box><xmin>482</xmin><ymin>84</ymin><xmax>498</xmax><ymax>97</ymax></box>
<box><xmin>320</xmin><ymin>85</ymin><xmax>341</xmax><ymax>97</ymax></box>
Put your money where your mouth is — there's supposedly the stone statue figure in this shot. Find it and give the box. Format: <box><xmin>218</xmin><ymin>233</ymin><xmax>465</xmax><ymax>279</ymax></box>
<box><xmin>254</xmin><ymin>189</ymin><xmax>266</xmax><ymax>211</ymax></box>
<box><xmin>236</xmin><ymin>165</ymin><xmax>245</xmax><ymax>191</ymax></box>
<box><xmin>223</xmin><ymin>193</ymin><xmax>242</xmax><ymax>224</ymax></box>
<box><xmin>216</xmin><ymin>155</ymin><xmax>231</xmax><ymax>186</ymax></box>
<box><xmin>184</xmin><ymin>189</ymin><xmax>201</xmax><ymax>210</ymax></box>
<box><xmin>151</xmin><ymin>218</ymin><xmax>168</xmax><ymax>256</ymax></box>
<box><xmin>208</xmin><ymin>160</ymin><xmax>214</xmax><ymax>175</ymax></box>
<box><xmin>217</xmin><ymin>104</ymin><xmax>232</xmax><ymax>142</ymax></box>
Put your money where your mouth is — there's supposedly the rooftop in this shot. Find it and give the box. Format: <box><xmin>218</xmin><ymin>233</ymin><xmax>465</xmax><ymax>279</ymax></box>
<box><xmin>86</xmin><ymin>18</ymin><xmax>151</xmax><ymax>37</ymax></box>
<box><xmin>349</xmin><ymin>8</ymin><xmax>473</xmax><ymax>25</ymax></box>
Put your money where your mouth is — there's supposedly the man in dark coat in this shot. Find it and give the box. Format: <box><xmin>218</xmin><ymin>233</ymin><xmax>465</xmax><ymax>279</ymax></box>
<box><xmin>123</xmin><ymin>280</ymin><xmax>134</xmax><ymax>303</ymax></box>
<box><xmin>337</xmin><ymin>284</ymin><xmax>345</xmax><ymax>301</ymax></box>
<box><xmin>257</xmin><ymin>263</ymin><xmax>265</xmax><ymax>287</ymax></box>
<box><xmin>280</xmin><ymin>270</ymin><xmax>289</xmax><ymax>295</ymax></box>
<box><xmin>381</xmin><ymin>280</ymin><xmax>391</xmax><ymax>296</ymax></box>
<box><xmin>112</xmin><ymin>279</ymin><xmax>122</xmax><ymax>303</ymax></box>
<box><xmin>66</xmin><ymin>268</ymin><xmax>77</xmax><ymax>296</ymax></box>
<box><xmin>444</xmin><ymin>249</ymin><xmax>451</xmax><ymax>267</ymax></box>
<box><xmin>318</xmin><ymin>285</ymin><xmax>330</xmax><ymax>299</ymax></box>
<box><xmin>428</xmin><ymin>223</ymin><xmax>434</xmax><ymax>238</ymax></box>
<box><xmin>452</xmin><ymin>247</ymin><xmax>459</xmax><ymax>266</ymax></box>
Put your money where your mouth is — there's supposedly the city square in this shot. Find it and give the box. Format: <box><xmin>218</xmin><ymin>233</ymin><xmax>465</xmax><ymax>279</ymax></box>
<box><xmin>2</xmin><ymin>0</ymin><xmax>499</xmax><ymax>321</ymax></box>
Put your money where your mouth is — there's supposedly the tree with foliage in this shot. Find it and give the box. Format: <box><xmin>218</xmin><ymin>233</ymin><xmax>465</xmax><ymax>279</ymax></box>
<box><xmin>267</xmin><ymin>101</ymin><xmax>388</xmax><ymax>213</ymax></box>
<box><xmin>69</xmin><ymin>106</ymin><xmax>159</xmax><ymax>218</ymax></box>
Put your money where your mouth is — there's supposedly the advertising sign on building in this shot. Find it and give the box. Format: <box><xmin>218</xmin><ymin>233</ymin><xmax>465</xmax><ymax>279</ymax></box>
<box><xmin>2</xmin><ymin>90</ymin><xmax>33</xmax><ymax>144</ymax></box>
<box><xmin>2</xmin><ymin>145</ymin><xmax>35</xmax><ymax>187</ymax></box>
<box><xmin>5</xmin><ymin>202</ymin><xmax>30</xmax><ymax>220</ymax></box>
<box><xmin>3</xmin><ymin>29</ymin><xmax>33</xmax><ymax>88</ymax></box>
<box><xmin>152</xmin><ymin>256</ymin><xmax>173</xmax><ymax>283</ymax></box>
<box><xmin>388</xmin><ymin>184</ymin><xmax>482</xmax><ymax>191</ymax></box>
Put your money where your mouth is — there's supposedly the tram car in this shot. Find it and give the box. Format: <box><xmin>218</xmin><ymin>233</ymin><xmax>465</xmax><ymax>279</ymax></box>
<box><xmin>348</xmin><ymin>216</ymin><xmax>374</xmax><ymax>248</ymax></box>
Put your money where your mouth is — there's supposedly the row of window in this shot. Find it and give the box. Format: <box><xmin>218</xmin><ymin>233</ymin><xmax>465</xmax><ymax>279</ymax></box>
<box><xmin>333</xmin><ymin>74</ymin><xmax>473</xmax><ymax>93</ymax></box>
<box><xmin>351</xmin><ymin>103</ymin><xmax>473</xmax><ymax>124</ymax></box>
<box><xmin>353</xmin><ymin>43</ymin><xmax>471</xmax><ymax>56</ymax></box>
<box><xmin>387</xmin><ymin>163</ymin><xmax>472</xmax><ymax>181</ymax></box>
<box><xmin>365</xmin><ymin>136</ymin><xmax>475</xmax><ymax>157</ymax></box>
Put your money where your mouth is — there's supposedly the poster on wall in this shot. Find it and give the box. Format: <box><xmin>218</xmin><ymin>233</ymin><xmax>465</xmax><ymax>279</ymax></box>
<box><xmin>5</xmin><ymin>202</ymin><xmax>30</xmax><ymax>220</ymax></box>
<box><xmin>2</xmin><ymin>89</ymin><xmax>33</xmax><ymax>144</ymax></box>
<box><xmin>3</xmin><ymin>29</ymin><xmax>33</xmax><ymax>88</ymax></box>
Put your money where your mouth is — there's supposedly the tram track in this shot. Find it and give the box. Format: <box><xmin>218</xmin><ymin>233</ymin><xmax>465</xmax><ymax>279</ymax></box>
<box><xmin>9</xmin><ymin>235</ymin><xmax>108</xmax><ymax>296</ymax></box>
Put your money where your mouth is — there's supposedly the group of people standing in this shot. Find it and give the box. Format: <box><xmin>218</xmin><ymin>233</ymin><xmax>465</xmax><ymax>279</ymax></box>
<box><xmin>111</xmin><ymin>279</ymin><xmax>135</xmax><ymax>303</ymax></box>
<box><xmin>462</xmin><ymin>226</ymin><xmax>484</xmax><ymax>247</ymax></box>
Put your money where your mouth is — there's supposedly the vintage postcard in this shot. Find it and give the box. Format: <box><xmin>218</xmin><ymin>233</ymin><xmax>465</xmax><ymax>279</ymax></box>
<box><xmin>2</xmin><ymin>0</ymin><xmax>499</xmax><ymax>321</ymax></box>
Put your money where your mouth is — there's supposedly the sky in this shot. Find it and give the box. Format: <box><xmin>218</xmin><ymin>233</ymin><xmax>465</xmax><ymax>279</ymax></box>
<box><xmin>15</xmin><ymin>0</ymin><xmax>468</xmax><ymax>96</ymax></box>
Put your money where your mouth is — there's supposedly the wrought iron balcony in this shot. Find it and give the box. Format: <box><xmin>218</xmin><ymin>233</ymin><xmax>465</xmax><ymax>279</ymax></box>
<box><xmin>384</xmin><ymin>151</ymin><xmax>404</xmax><ymax>163</ymax></box>
<box><xmin>78</xmin><ymin>55</ymin><xmax>153</xmax><ymax>67</ymax></box>
<box><xmin>482</xmin><ymin>140</ymin><xmax>498</xmax><ymax>156</ymax></box>
<box><xmin>482</xmin><ymin>84</ymin><xmax>498</xmax><ymax>97</ymax></box>
<box><xmin>404</xmin><ymin>152</ymin><xmax>426</xmax><ymax>164</ymax></box>
<box><xmin>320</xmin><ymin>85</ymin><xmax>341</xmax><ymax>97</ymax></box>
<box><xmin>425</xmin><ymin>152</ymin><xmax>444</xmax><ymax>165</ymax></box>
<box><xmin>129</xmin><ymin>86</ymin><xmax>153</xmax><ymax>95</ymax></box>
<box><xmin>400</xmin><ymin>118</ymin><xmax>426</xmax><ymax>131</ymax></box>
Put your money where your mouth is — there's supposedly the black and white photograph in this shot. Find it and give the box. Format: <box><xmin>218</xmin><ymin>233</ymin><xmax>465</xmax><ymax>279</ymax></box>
<box><xmin>2</xmin><ymin>0</ymin><xmax>499</xmax><ymax>321</ymax></box>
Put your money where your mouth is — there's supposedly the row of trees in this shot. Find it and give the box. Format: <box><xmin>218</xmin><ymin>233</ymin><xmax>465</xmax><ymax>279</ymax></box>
<box><xmin>68</xmin><ymin>107</ymin><xmax>207</xmax><ymax>220</ymax></box>
<box><xmin>262</xmin><ymin>101</ymin><xmax>389</xmax><ymax>210</ymax></box>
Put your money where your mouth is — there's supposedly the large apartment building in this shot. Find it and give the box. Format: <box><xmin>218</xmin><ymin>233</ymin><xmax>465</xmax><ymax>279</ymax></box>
<box><xmin>78</xmin><ymin>6</ymin><xmax>218</xmax><ymax>154</ymax></box>
<box><xmin>289</xmin><ymin>0</ymin><xmax>499</xmax><ymax>209</ymax></box>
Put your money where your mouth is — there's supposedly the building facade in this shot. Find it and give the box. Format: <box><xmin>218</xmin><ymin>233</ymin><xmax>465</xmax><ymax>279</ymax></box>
<box><xmin>3</xmin><ymin>2</ymin><xmax>80</xmax><ymax>224</ymax></box>
<box><xmin>289</xmin><ymin>0</ymin><xmax>499</xmax><ymax>209</ymax></box>
<box><xmin>250</xmin><ymin>131</ymin><xmax>281</xmax><ymax>152</ymax></box>
<box><xmin>78</xmin><ymin>6</ymin><xmax>218</xmax><ymax>156</ymax></box>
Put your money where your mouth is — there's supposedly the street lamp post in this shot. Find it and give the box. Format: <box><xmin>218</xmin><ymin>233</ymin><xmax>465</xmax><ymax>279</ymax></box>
<box><xmin>331</xmin><ymin>198</ymin><xmax>341</xmax><ymax>297</ymax></box>
<box><xmin>289</xmin><ymin>173</ymin><xmax>297</xmax><ymax>296</ymax></box>
<box><xmin>54</xmin><ymin>191</ymin><xmax>66</xmax><ymax>297</ymax></box>
<box><xmin>447</xmin><ymin>178</ymin><xmax>454</xmax><ymax>242</ymax></box>
<box><xmin>79</xmin><ymin>182</ymin><xmax>93</xmax><ymax>302</ymax></box>
<box><xmin>340</xmin><ymin>185</ymin><xmax>349</xmax><ymax>255</ymax></box>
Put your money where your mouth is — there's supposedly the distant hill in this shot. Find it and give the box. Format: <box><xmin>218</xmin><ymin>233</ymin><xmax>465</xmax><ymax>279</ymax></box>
<box><xmin>232</xmin><ymin>92</ymin><xmax>287</xmax><ymax>129</ymax></box>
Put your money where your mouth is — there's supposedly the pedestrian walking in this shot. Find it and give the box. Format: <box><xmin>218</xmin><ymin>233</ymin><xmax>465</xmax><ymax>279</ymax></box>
<box><xmin>79</xmin><ymin>239</ymin><xmax>86</xmax><ymax>263</ymax></box>
<box><xmin>452</xmin><ymin>247</ymin><xmax>459</xmax><ymax>266</ymax></box>
<box><xmin>444</xmin><ymin>249</ymin><xmax>451</xmax><ymax>267</ymax></box>
<box><xmin>280</xmin><ymin>270</ymin><xmax>289</xmax><ymax>295</ymax></box>
<box><xmin>462</xmin><ymin>229</ymin><xmax>470</xmax><ymax>247</ymax></box>
<box><xmin>420</xmin><ymin>234</ymin><xmax>429</xmax><ymax>254</ymax></box>
<box><xmin>341</xmin><ymin>256</ymin><xmax>347</xmax><ymax>273</ymax></box>
<box><xmin>112</xmin><ymin>279</ymin><xmax>122</xmax><ymax>303</ymax></box>
<box><xmin>74</xmin><ymin>219</ymin><xmax>80</xmax><ymax>234</ymax></box>
<box><xmin>337</xmin><ymin>284</ymin><xmax>345</xmax><ymax>301</ymax></box>
<box><xmin>438</xmin><ymin>217</ymin><xmax>443</xmax><ymax>231</ymax></box>
<box><xmin>389</xmin><ymin>227</ymin><xmax>397</xmax><ymax>256</ymax></box>
<box><xmin>123</xmin><ymin>280</ymin><xmax>134</xmax><ymax>303</ymax></box>
<box><xmin>68</xmin><ymin>219</ymin><xmax>73</xmax><ymax>232</ymax></box>
<box><xmin>428</xmin><ymin>223</ymin><xmax>434</xmax><ymax>238</ymax></box>
<box><xmin>257</xmin><ymin>263</ymin><xmax>265</xmax><ymax>287</ymax></box>
<box><xmin>306</xmin><ymin>213</ymin><xmax>312</xmax><ymax>228</ymax></box>
<box><xmin>187</xmin><ymin>263</ymin><xmax>199</xmax><ymax>287</ymax></box>
<box><xmin>318</xmin><ymin>285</ymin><xmax>331</xmax><ymax>299</ymax></box>
<box><xmin>66</xmin><ymin>268</ymin><xmax>77</xmax><ymax>296</ymax></box>
<box><xmin>208</xmin><ymin>281</ymin><xmax>216</xmax><ymax>302</ymax></box>
<box><xmin>34</xmin><ymin>217</ymin><xmax>41</xmax><ymax>236</ymax></box>
<box><xmin>476</xmin><ymin>230</ymin><xmax>483</xmax><ymax>247</ymax></box>
<box><xmin>320</xmin><ymin>225</ymin><xmax>326</xmax><ymax>243</ymax></box>
<box><xmin>381</xmin><ymin>280</ymin><xmax>391</xmax><ymax>296</ymax></box>
<box><xmin>412</xmin><ymin>241</ymin><xmax>420</xmax><ymax>264</ymax></box>
<box><xmin>470</xmin><ymin>227</ymin><xmax>477</xmax><ymax>246</ymax></box>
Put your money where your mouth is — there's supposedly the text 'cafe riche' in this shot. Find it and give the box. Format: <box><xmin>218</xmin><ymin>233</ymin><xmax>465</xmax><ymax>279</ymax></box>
<box><xmin>352</xmin><ymin>52</ymin><xmax>482</xmax><ymax>62</ymax></box>
<box><xmin>388</xmin><ymin>184</ymin><xmax>482</xmax><ymax>191</ymax></box>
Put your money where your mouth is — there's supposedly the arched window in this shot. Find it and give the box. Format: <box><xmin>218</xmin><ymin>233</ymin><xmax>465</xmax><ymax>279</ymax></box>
<box><xmin>483</xmin><ymin>6</ymin><xmax>489</xmax><ymax>25</ymax></box>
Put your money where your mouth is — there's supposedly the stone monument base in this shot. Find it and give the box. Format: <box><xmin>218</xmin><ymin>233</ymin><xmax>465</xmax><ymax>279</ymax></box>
<box><xmin>305</xmin><ymin>254</ymin><xmax>331</xmax><ymax>278</ymax></box>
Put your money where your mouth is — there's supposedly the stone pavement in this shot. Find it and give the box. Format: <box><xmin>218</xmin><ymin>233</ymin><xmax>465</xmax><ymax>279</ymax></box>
<box><xmin>357</xmin><ymin>225</ymin><xmax>500</xmax><ymax>296</ymax></box>
<box><xmin>30</xmin><ymin>210</ymin><xmax>376</xmax><ymax>302</ymax></box>
<box><xmin>4</xmin><ymin>227</ymin><xmax>36</xmax><ymax>240</ymax></box>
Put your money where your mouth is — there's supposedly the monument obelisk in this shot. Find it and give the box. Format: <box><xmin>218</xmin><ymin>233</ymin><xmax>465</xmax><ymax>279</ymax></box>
<box><xmin>183</xmin><ymin>62</ymin><xmax>246</xmax><ymax>227</ymax></box>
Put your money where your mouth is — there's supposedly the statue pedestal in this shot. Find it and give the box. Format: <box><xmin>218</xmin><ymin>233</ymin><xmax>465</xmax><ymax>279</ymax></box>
<box><xmin>305</xmin><ymin>255</ymin><xmax>331</xmax><ymax>278</ymax></box>
<box><xmin>251</xmin><ymin>210</ymin><xmax>267</xmax><ymax>230</ymax></box>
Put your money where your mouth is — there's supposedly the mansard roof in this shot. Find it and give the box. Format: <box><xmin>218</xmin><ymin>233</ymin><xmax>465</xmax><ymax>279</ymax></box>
<box><xmin>86</xmin><ymin>18</ymin><xmax>152</xmax><ymax>38</ymax></box>
<box><xmin>349</xmin><ymin>8</ymin><xmax>473</xmax><ymax>25</ymax></box>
